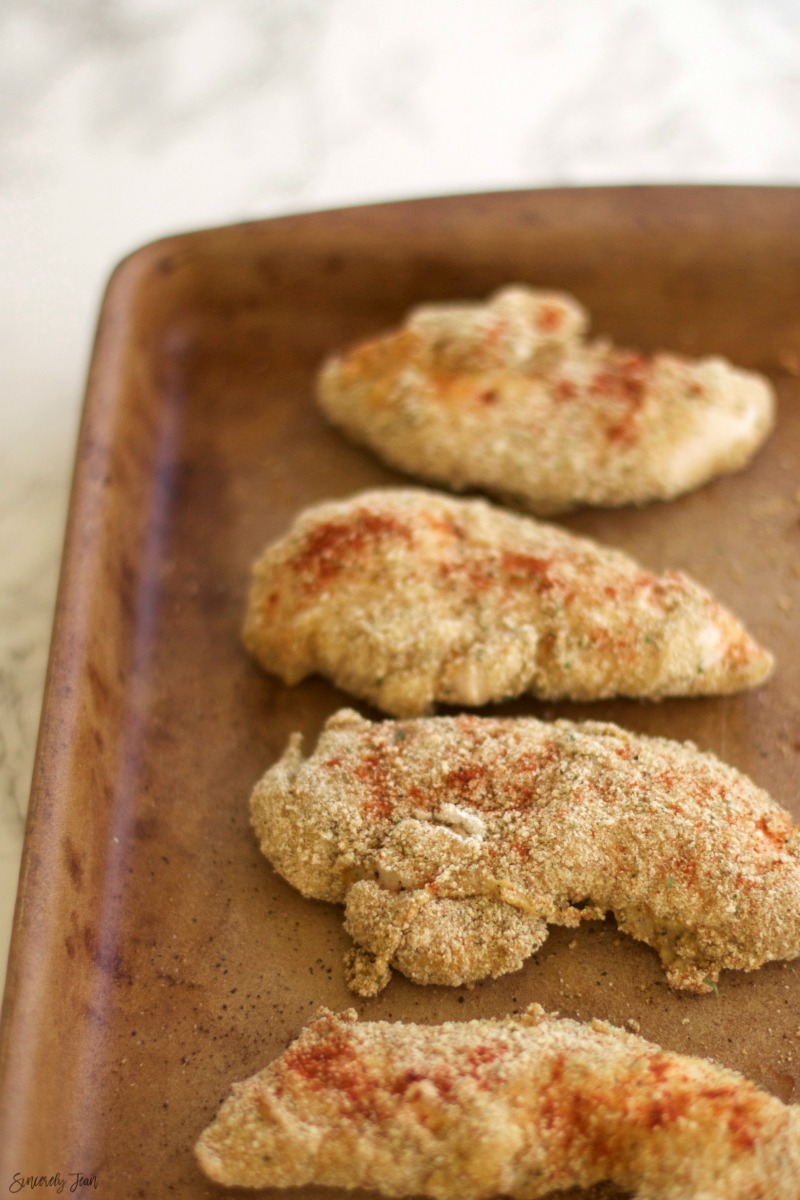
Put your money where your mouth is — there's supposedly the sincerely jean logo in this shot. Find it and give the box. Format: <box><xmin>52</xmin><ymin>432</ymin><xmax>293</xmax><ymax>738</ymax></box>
<box><xmin>8</xmin><ymin>1175</ymin><xmax>98</xmax><ymax>1194</ymax></box>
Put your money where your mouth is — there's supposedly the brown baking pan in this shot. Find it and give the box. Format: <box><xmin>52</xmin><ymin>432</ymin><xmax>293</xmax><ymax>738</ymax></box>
<box><xmin>1</xmin><ymin>188</ymin><xmax>799</xmax><ymax>1198</ymax></box>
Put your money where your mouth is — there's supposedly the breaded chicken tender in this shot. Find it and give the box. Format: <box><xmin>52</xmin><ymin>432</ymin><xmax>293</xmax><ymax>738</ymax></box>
<box><xmin>251</xmin><ymin>709</ymin><xmax>800</xmax><ymax>996</ymax></box>
<box><xmin>242</xmin><ymin>489</ymin><xmax>772</xmax><ymax>717</ymax></box>
<box><xmin>317</xmin><ymin>286</ymin><xmax>775</xmax><ymax>514</ymax></box>
<box><xmin>196</xmin><ymin>1006</ymin><xmax>800</xmax><ymax>1198</ymax></box>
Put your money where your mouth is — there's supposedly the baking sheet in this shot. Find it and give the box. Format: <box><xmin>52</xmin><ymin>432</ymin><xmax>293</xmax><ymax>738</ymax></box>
<box><xmin>1</xmin><ymin>188</ymin><xmax>798</xmax><ymax>1198</ymax></box>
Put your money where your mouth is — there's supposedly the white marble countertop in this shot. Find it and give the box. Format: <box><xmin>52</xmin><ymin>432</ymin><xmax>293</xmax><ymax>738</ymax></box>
<box><xmin>2</xmin><ymin>0</ymin><xmax>799</xmax><ymax>994</ymax></box>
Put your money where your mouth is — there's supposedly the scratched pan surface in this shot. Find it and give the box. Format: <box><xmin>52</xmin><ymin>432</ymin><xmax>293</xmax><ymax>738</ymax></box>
<box><xmin>1</xmin><ymin>188</ymin><xmax>799</xmax><ymax>1199</ymax></box>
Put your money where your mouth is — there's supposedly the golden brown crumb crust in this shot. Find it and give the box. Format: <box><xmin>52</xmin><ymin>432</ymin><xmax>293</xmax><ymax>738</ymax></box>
<box><xmin>196</xmin><ymin>1006</ymin><xmax>800</xmax><ymax>1198</ymax></box>
<box><xmin>317</xmin><ymin>286</ymin><xmax>775</xmax><ymax>514</ymax></box>
<box><xmin>243</xmin><ymin>488</ymin><xmax>772</xmax><ymax>716</ymax></box>
<box><xmin>250</xmin><ymin>709</ymin><xmax>800</xmax><ymax>995</ymax></box>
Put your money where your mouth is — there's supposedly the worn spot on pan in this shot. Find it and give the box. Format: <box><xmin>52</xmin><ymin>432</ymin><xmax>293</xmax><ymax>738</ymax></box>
<box><xmin>133</xmin><ymin>814</ymin><xmax>159</xmax><ymax>842</ymax></box>
<box><xmin>86</xmin><ymin>660</ymin><xmax>111</xmax><ymax>708</ymax></box>
<box><xmin>83</xmin><ymin>924</ymin><xmax>133</xmax><ymax>985</ymax></box>
<box><xmin>62</xmin><ymin>835</ymin><xmax>84</xmax><ymax>891</ymax></box>
<box><xmin>64</xmin><ymin>910</ymin><xmax>79</xmax><ymax>959</ymax></box>
<box><xmin>771</xmin><ymin>1073</ymin><xmax>797</xmax><ymax>1104</ymax></box>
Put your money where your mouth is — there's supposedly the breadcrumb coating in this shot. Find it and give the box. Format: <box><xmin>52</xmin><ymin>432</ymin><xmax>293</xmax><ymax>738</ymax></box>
<box><xmin>242</xmin><ymin>489</ymin><xmax>772</xmax><ymax>716</ymax></box>
<box><xmin>317</xmin><ymin>286</ymin><xmax>775</xmax><ymax>514</ymax></box>
<box><xmin>196</xmin><ymin>1006</ymin><xmax>800</xmax><ymax>1198</ymax></box>
<box><xmin>250</xmin><ymin>709</ymin><xmax>800</xmax><ymax>996</ymax></box>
